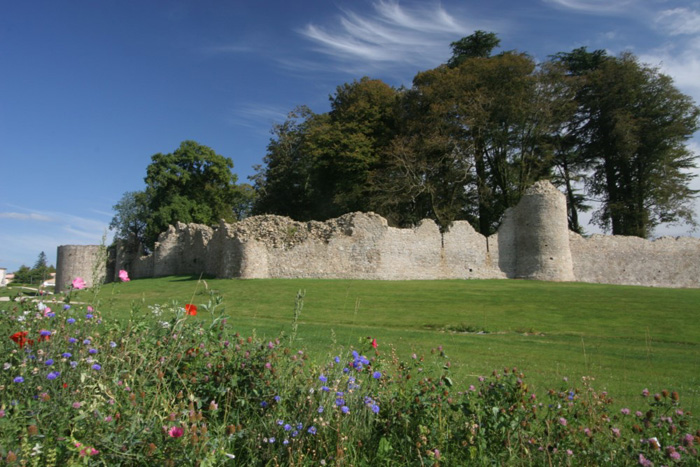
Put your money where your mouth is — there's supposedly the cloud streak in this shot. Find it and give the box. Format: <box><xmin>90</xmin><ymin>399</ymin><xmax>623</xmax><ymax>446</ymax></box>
<box><xmin>0</xmin><ymin>212</ymin><xmax>52</xmax><ymax>221</ymax></box>
<box><xmin>543</xmin><ymin>0</ymin><xmax>639</xmax><ymax>14</ymax></box>
<box><xmin>298</xmin><ymin>0</ymin><xmax>476</xmax><ymax>72</ymax></box>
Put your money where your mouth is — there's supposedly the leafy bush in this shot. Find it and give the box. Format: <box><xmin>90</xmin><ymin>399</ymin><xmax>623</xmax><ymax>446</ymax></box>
<box><xmin>1</xmin><ymin>292</ymin><xmax>698</xmax><ymax>465</ymax></box>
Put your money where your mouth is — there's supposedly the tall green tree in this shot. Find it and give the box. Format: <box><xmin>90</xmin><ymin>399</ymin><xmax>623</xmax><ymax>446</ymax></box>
<box><xmin>555</xmin><ymin>50</ymin><xmax>700</xmax><ymax>237</ymax></box>
<box><xmin>109</xmin><ymin>191</ymin><xmax>150</xmax><ymax>253</ymax></box>
<box><xmin>253</xmin><ymin>78</ymin><xmax>398</xmax><ymax>220</ymax></box>
<box><xmin>144</xmin><ymin>141</ymin><xmax>252</xmax><ymax>247</ymax></box>
<box><xmin>384</xmin><ymin>42</ymin><xmax>565</xmax><ymax>234</ymax></box>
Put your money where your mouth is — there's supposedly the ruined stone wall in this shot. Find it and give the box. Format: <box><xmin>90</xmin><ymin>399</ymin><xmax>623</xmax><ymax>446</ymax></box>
<box><xmin>55</xmin><ymin>245</ymin><xmax>107</xmax><ymax>293</ymax></box>
<box><xmin>64</xmin><ymin>181</ymin><xmax>700</xmax><ymax>288</ymax></box>
<box><xmin>569</xmin><ymin>233</ymin><xmax>700</xmax><ymax>288</ymax></box>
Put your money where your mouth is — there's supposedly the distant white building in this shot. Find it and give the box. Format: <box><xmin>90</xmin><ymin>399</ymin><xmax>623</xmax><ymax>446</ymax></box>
<box><xmin>0</xmin><ymin>268</ymin><xmax>6</xmax><ymax>287</ymax></box>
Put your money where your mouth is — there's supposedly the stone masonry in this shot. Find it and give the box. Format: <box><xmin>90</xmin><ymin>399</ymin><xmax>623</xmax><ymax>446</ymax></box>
<box><xmin>58</xmin><ymin>181</ymin><xmax>700</xmax><ymax>288</ymax></box>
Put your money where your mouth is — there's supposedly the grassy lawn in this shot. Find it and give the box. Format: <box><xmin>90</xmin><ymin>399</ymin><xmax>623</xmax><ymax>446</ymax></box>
<box><xmin>15</xmin><ymin>276</ymin><xmax>700</xmax><ymax>410</ymax></box>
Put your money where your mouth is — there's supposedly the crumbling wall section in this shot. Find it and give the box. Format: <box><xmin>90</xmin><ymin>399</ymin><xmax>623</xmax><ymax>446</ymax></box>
<box><xmin>60</xmin><ymin>181</ymin><xmax>700</xmax><ymax>288</ymax></box>
<box><xmin>570</xmin><ymin>233</ymin><xmax>700</xmax><ymax>287</ymax></box>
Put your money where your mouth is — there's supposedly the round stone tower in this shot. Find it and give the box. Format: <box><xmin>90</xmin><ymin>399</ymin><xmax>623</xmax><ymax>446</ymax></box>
<box><xmin>514</xmin><ymin>181</ymin><xmax>575</xmax><ymax>281</ymax></box>
<box><xmin>55</xmin><ymin>245</ymin><xmax>107</xmax><ymax>293</ymax></box>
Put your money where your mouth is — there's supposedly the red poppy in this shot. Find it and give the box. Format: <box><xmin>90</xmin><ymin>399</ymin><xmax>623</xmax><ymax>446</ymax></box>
<box><xmin>10</xmin><ymin>331</ymin><xmax>29</xmax><ymax>348</ymax></box>
<box><xmin>185</xmin><ymin>304</ymin><xmax>197</xmax><ymax>316</ymax></box>
<box><xmin>371</xmin><ymin>338</ymin><xmax>378</xmax><ymax>349</ymax></box>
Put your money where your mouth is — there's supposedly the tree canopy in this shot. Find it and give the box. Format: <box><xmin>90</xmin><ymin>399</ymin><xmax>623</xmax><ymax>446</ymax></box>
<box><xmin>111</xmin><ymin>141</ymin><xmax>253</xmax><ymax>250</ymax></box>
<box><xmin>251</xmin><ymin>34</ymin><xmax>698</xmax><ymax>238</ymax></box>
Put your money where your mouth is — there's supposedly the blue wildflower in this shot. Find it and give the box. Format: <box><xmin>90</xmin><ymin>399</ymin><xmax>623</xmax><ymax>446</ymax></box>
<box><xmin>321</xmin><ymin>386</ymin><xmax>330</xmax><ymax>392</ymax></box>
<box><xmin>47</xmin><ymin>371</ymin><xmax>60</xmax><ymax>380</ymax></box>
<box><xmin>92</xmin><ymin>364</ymin><xmax>101</xmax><ymax>371</ymax></box>
<box><xmin>70</xmin><ymin>361</ymin><xmax>78</xmax><ymax>368</ymax></box>
<box><xmin>277</xmin><ymin>419</ymin><xmax>284</xmax><ymax>426</ymax></box>
<box><xmin>335</xmin><ymin>398</ymin><xmax>345</xmax><ymax>406</ymax></box>
<box><xmin>63</xmin><ymin>304</ymin><xmax>71</xmax><ymax>310</ymax></box>
<box><xmin>318</xmin><ymin>406</ymin><xmax>324</xmax><ymax>413</ymax></box>
<box><xmin>45</xmin><ymin>359</ymin><xmax>54</xmax><ymax>366</ymax></box>
<box><xmin>110</xmin><ymin>341</ymin><xmax>117</xmax><ymax>348</ymax></box>
<box><xmin>13</xmin><ymin>376</ymin><xmax>24</xmax><ymax>383</ymax></box>
<box><xmin>83</xmin><ymin>339</ymin><xmax>91</xmax><ymax>345</ymax></box>
<box><xmin>89</xmin><ymin>348</ymin><xmax>98</xmax><ymax>354</ymax></box>
<box><xmin>274</xmin><ymin>395</ymin><xmax>281</xmax><ymax>402</ymax></box>
<box><xmin>62</xmin><ymin>352</ymin><xmax>72</xmax><ymax>358</ymax></box>
<box><xmin>334</xmin><ymin>356</ymin><xmax>340</xmax><ymax>363</ymax></box>
<box><xmin>68</xmin><ymin>338</ymin><xmax>77</xmax><ymax>344</ymax></box>
<box><xmin>284</xmin><ymin>424</ymin><xmax>292</xmax><ymax>431</ymax></box>
<box><xmin>66</xmin><ymin>318</ymin><xmax>76</xmax><ymax>324</ymax></box>
<box><xmin>341</xmin><ymin>406</ymin><xmax>350</xmax><ymax>414</ymax></box>
<box><xmin>40</xmin><ymin>330</ymin><xmax>51</xmax><ymax>337</ymax></box>
<box><xmin>373</xmin><ymin>371</ymin><xmax>382</xmax><ymax>379</ymax></box>
<box><xmin>307</xmin><ymin>426</ymin><xmax>317</xmax><ymax>435</ymax></box>
<box><xmin>85</xmin><ymin>314</ymin><xmax>93</xmax><ymax>319</ymax></box>
<box><xmin>319</xmin><ymin>374</ymin><xmax>327</xmax><ymax>383</ymax></box>
<box><xmin>371</xmin><ymin>404</ymin><xmax>380</xmax><ymax>414</ymax></box>
<box><xmin>260</xmin><ymin>401</ymin><xmax>268</xmax><ymax>408</ymax></box>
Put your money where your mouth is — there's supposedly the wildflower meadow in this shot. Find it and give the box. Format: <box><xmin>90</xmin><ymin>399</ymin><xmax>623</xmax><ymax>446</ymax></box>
<box><xmin>1</xmin><ymin>274</ymin><xmax>699</xmax><ymax>465</ymax></box>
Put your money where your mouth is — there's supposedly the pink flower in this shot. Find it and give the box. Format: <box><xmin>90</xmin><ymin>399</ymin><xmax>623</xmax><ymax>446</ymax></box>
<box><xmin>118</xmin><ymin>270</ymin><xmax>130</xmax><ymax>282</ymax></box>
<box><xmin>72</xmin><ymin>277</ymin><xmax>86</xmax><ymax>289</ymax></box>
<box><xmin>558</xmin><ymin>417</ymin><xmax>567</xmax><ymax>426</ymax></box>
<box><xmin>168</xmin><ymin>426</ymin><xmax>184</xmax><ymax>438</ymax></box>
<box><xmin>371</xmin><ymin>338</ymin><xmax>378</xmax><ymax>349</ymax></box>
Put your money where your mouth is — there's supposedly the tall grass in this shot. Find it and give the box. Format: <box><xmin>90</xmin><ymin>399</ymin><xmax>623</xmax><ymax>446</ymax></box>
<box><xmin>2</xmin><ymin>288</ymin><xmax>699</xmax><ymax>465</ymax></box>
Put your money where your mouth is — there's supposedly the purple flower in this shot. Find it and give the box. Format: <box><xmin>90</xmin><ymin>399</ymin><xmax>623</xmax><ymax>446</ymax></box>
<box><xmin>62</xmin><ymin>352</ymin><xmax>72</xmax><ymax>358</ymax></box>
<box><xmin>40</xmin><ymin>330</ymin><xmax>51</xmax><ymax>337</ymax></box>
<box><xmin>371</xmin><ymin>404</ymin><xmax>380</xmax><ymax>414</ymax></box>
<box><xmin>260</xmin><ymin>401</ymin><xmax>268</xmax><ymax>408</ymax></box>
<box><xmin>68</xmin><ymin>338</ymin><xmax>77</xmax><ymax>344</ymax></box>
<box><xmin>47</xmin><ymin>371</ymin><xmax>60</xmax><ymax>380</ymax></box>
<box><xmin>334</xmin><ymin>356</ymin><xmax>340</xmax><ymax>363</ymax></box>
<box><xmin>319</xmin><ymin>374</ymin><xmax>327</xmax><ymax>383</ymax></box>
<box><xmin>559</xmin><ymin>417</ymin><xmax>567</xmax><ymax>426</ymax></box>
<box><xmin>335</xmin><ymin>398</ymin><xmax>345</xmax><ymax>406</ymax></box>
<box><xmin>85</xmin><ymin>314</ymin><xmax>93</xmax><ymax>319</ymax></box>
<box><xmin>284</xmin><ymin>424</ymin><xmax>292</xmax><ymax>431</ymax></box>
<box><xmin>307</xmin><ymin>426</ymin><xmax>317</xmax><ymax>435</ymax></box>
<box><xmin>318</xmin><ymin>406</ymin><xmax>324</xmax><ymax>413</ymax></box>
<box><xmin>268</xmin><ymin>437</ymin><xmax>275</xmax><ymax>443</ymax></box>
<box><xmin>372</xmin><ymin>371</ymin><xmax>382</xmax><ymax>379</ymax></box>
<box><xmin>13</xmin><ymin>376</ymin><xmax>24</xmax><ymax>383</ymax></box>
<box><xmin>83</xmin><ymin>339</ymin><xmax>91</xmax><ymax>345</ymax></box>
<box><xmin>92</xmin><ymin>364</ymin><xmax>101</xmax><ymax>371</ymax></box>
<box><xmin>110</xmin><ymin>341</ymin><xmax>117</xmax><ymax>348</ymax></box>
<box><xmin>341</xmin><ymin>406</ymin><xmax>350</xmax><ymax>414</ymax></box>
<box><xmin>89</xmin><ymin>348</ymin><xmax>98</xmax><ymax>354</ymax></box>
<box><xmin>46</xmin><ymin>312</ymin><xmax>55</xmax><ymax>318</ymax></box>
<box><xmin>274</xmin><ymin>395</ymin><xmax>281</xmax><ymax>402</ymax></box>
<box><xmin>66</xmin><ymin>318</ymin><xmax>76</xmax><ymax>324</ymax></box>
<box><xmin>321</xmin><ymin>386</ymin><xmax>330</xmax><ymax>392</ymax></box>
<box><xmin>621</xmin><ymin>408</ymin><xmax>630</xmax><ymax>415</ymax></box>
<box><xmin>70</xmin><ymin>361</ymin><xmax>78</xmax><ymax>368</ymax></box>
<box><xmin>63</xmin><ymin>304</ymin><xmax>71</xmax><ymax>310</ymax></box>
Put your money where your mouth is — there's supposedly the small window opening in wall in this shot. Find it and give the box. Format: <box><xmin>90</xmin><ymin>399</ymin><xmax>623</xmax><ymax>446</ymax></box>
<box><xmin>550</xmin><ymin>257</ymin><xmax>554</xmax><ymax>260</ymax></box>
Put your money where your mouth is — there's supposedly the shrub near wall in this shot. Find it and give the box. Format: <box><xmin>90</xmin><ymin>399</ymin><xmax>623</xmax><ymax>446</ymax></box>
<box><xmin>1</xmin><ymin>294</ymin><xmax>699</xmax><ymax>465</ymax></box>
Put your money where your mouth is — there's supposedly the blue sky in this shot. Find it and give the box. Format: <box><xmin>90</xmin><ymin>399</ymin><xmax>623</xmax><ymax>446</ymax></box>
<box><xmin>2</xmin><ymin>0</ymin><xmax>699</xmax><ymax>272</ymax></box>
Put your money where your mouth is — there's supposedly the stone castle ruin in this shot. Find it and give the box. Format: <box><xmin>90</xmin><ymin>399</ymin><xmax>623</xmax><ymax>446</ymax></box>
<box><xmin>55</xmin><ymin>181</ymin><xmax>700</xmax><ymax>292</ymax></box>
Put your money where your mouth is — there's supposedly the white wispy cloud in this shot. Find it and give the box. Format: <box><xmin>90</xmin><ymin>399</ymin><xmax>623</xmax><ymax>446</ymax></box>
<box><xmin>227</xmin><ymin>103</ymin><xmax>292</xmax><ymax>133</ymax></box>
<box><xmin>655</xmin><ymin>7</ymin><xmax>700</xmax><ymax>35</ymax></box>
<box><xmin>0</xmin><ymin>212</ymin><xmax>52</xmax><ymax>221</ymax></box>
<box><xmin>298</xmin><ymin>0</ymin><xmax>478</xmax><ymax>72</ymax></box>
<box><xmin>0</xmin><ymin>206</ymin><xmax>111</xmax><ymax>271</ymax></box>
<box><xmin>543</xmin><ymin>0</ymin><xmax>639</xmax><ymax>14</ymax></box>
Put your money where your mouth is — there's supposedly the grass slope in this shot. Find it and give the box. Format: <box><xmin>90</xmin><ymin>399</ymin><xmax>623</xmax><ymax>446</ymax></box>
<box><xmin>76</xmin><ymin>277</ymin><xmax>700</xmax><ymax>409</ymax></box>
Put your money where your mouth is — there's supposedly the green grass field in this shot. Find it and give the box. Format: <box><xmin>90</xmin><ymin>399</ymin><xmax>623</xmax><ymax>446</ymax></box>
<box><xmin>9</xmin><ymin>276</ymin><xmax>700</xmax><ymax>410</ymax></box>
